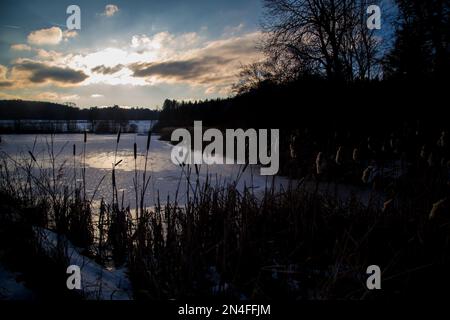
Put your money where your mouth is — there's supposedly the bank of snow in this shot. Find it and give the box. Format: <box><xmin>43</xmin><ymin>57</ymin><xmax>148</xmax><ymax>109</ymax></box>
<box><xmin>0</xmin><ymin>264</ymin><xmax>32</xmax><ymax>300</ymax></box>
<box><xmin>34</xmin><ymin>227</ymin><xmax>132</xmax><ymax>300</ymax></box>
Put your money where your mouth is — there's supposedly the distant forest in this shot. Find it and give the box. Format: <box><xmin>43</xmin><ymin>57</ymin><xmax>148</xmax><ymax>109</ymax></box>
<box><xmin>157</xmin><ymin>79</ymin><xmax>447</xmax><ymax>132</ymax></box>
<box><xmin>0</xmin><ymin>100</ymin><xmax>159</xmax><ymax>120</ymax></box>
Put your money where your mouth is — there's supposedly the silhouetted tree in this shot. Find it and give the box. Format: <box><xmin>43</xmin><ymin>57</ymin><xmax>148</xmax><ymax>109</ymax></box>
<box><xmin>261</xmin><ymin>0</ymin><xmax>382</xmax><ymax>81</ymax></box>
<box><xmin>232</xmin><ymin>62</ymin><xmax>276</xmax><ymax>94</ymax></box>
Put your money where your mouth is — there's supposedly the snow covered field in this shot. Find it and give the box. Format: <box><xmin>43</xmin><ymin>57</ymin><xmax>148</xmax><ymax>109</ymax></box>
<box><xmin>0</xmin><ymin>265</ymin><xmax>32</xmax><ymax>300</ymax></box>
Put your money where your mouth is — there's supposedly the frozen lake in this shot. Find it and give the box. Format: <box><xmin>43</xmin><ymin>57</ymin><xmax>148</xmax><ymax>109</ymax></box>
<box><xmin>0</xmin><ymin>134</ymin><xmax>290</xmax><ymax>209</ymax></box>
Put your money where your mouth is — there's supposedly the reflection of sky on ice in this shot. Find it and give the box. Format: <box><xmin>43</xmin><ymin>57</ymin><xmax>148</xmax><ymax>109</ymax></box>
<box><xmin>0</xmin><ymin>134</ymin><xmax>290</xmax><ymax>209</ymax></box>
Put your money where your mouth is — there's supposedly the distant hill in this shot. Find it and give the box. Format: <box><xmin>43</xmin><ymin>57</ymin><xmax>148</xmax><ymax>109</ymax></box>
<box><xmin>0</xmin><ymin>100</ymin><xmax>159</xmax><ymax>120</ymax></box>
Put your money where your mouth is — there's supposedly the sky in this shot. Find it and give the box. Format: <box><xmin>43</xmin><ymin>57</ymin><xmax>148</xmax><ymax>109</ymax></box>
<box><xmin>0</xmin><ymin>0</ymin><xmax>264</xmax><ymax>108</ymax></box>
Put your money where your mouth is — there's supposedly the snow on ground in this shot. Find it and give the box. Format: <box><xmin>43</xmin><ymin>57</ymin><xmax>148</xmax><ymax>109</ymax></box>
<box><xmin>34</xmin><ymin>227</ymin><xmax>132</xmax><ymax>300</ymax></box>
<box><xmin>0</xmin><ymin>264</ymin><xmax>32</xmax><ymax>300</ymax></box>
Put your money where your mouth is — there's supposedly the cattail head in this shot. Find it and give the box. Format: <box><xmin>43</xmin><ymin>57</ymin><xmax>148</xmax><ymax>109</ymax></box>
<box><xmin>382</xmin><ymin>198</ymin><xmax>394</xmax><ymax>212</ymax></box>
<box><xmin>420</xmin><ymin>145</ymin><xmax>427</xmax><ymax>159</ymax></box>
<box><xmin>289</xmin><ymin>135</ymin><xmax>296</xmax><ymax>159</ymax></box>
<box><xmin>362</xmin><ymin>167</ymin><xmax>372</xmax><ymax>184</ymax></box>
<box><xmin>290</xmin><ymin>144</ymin><xmax>296</xmax><ymax>159</ymax></box>
<box><xmin>73</xmin><ymin>144</ymin><xmax>76</xmax><ymax>156</ymax></box>
<box><xmin>84</xmin><ymin>130</ymin><xmax>87</xmax><ymax>143</ymax></box>
<box><xmin>429</xmin><ymin>198</ymin><xmax>447</xmax><ymax>219</ymax></box>
<box><xmin>437</xmin><ymin>131</ymin><xmax>447</xmax><ymax>148</ymax></box>
<box><xmin>315</xmin><ymin>152</ymin><xmax>323</xmax><ymax>175</ymax></box>
<box><xmin>335</xmin><ymin>146</ymin><xmax>343</xmax><ymax>165</ymax></box>
<box><xmin>133</xmin><ymin>142</ymin><xmax>137</xmax><ymax>160</ymax></box>
<box><xmin>389</xmin><ymin>138</ymin><xmax>394</xmax><ymax>149</ymax></box>
<box><xmin>352</xmin><ymin>148</ymin><xmax>359</xmax><ymax>162</ymax></box>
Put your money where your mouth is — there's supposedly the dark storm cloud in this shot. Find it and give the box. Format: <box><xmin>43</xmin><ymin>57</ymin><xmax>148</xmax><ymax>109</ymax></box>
<box><xmin>14</xmin><ymin>61</ymin><xmax>88</xmax><ymax>84</ymax></box>
<box><xmin>130</xmin><ymin>56</ymin><xmax>232</xmax><ymax>81</ymax></box>
<box><xmin>0</xmin><ymin>81</ymin><xmax>13</xmax><ymax>87</ymax></box>
<box><xmin>91</xmin><ymin>64</ymin><xmax>124</xmax><ymax>75</ymax></box>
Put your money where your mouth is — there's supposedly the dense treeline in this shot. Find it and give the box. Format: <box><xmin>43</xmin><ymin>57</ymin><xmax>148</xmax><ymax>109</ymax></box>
<box><xmin>384</xmin><ymin>0</ymin><xmax>450</xmax><ymax>81</ymax></box>
<box><xmin>0</xmin><ymin>100</ymin><xmax>159</xmax><ymax>120</ymax></box>
<box><xmin>157</xmin><ymin>78</ymin><xmax>448</xmax><ymax>130</ymax></box>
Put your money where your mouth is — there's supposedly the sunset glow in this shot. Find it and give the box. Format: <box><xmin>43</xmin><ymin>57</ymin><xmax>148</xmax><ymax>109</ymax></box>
<box><xmin>0</xmin><ymin>0</ymin><xmax>263</xmax><ymax>107</ymax></box>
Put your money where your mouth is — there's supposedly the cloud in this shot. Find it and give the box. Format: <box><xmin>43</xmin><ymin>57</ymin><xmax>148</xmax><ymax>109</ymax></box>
<box><xmin>11</xmin><ymin>45</ymin><xmax>64</xmax><ymax>65</ymax></box>
<box><xmin>0</xmin><ymin>65</ymin><xmax>9</xmax><ymax>79</ymax></box>
<box><xmin>61</xmin><ymin>94</ymin><xmax>80</xmax><ymax>101</ymax></box>
<box><xmin>35</xmin><ymin>49</ymin><xmax>64</xmax><ymax>61</ymax></box>
<box><xmin>6</xmin><ymin>29</ymin><xmax>262</xmax><ymax>98</ymax></box>
<box><xmin>33</xmin><ymin>92</ymin><xmax>80</xmax><ymax>102</ymax></box>
<box><xmin>0</xmin><ymin>81</ymin><xmax>13</xmax><ymax>88</ymax></box>
<box><xmin>34</xmin><ymin>92</ymin><xmax>59</xmax><ymax>101</ymax></box>
<box><xmin>131</xmin><ymin>32</ymin><xmax>201</xmax><ymax>54</ymax></box>
<box><xmin>91</xmin><ymin>64</ymin><xmax>124</xmax><ymax>75</ymax></box>
<box><xmin>130</xmin><ymin>32</ymin><xmax>263</xmax><ymax>93</ymax></box>
<box><xmin>27</xmin><ymin>27</ymin><xmax>63</xmax><ymax>45</ymax></box>
<box><xmin>19</xmin><ymin>30</ymin><xmax>245</xmax><ymax>89</ymax></box>
<box><xmin>0</xmin><ymin>92</ymin><xmax>20</xmax><ymax>99</ymax></box>
<box><xmin>0</xmin><ymin>64</ymin><xmax>8</xmax><ymax>80</ymax></box>
<box><xmin>10</xmin><ymin>43</ymin><xmax>63</xmax><ymax>62</ymax></box>
<box><xmin>26</xmin><ymin>27</ymin><xmax>77</xmax><ymax>46</ymax></box>
<box><xmin>223</xmin><ymin>23</ymin><xmax>245</xmax><ymax>37</ymax></box>
<box><xmin>0</xmin><ymin>64</ymin><xmax>14</xmax><ymax>88</ymax></box>
<box><xmin>11</xmin><ymin>44</ymin><xmax>32</xmax><ymax>51</ymax></box>
<box><xmin>2</xmin><ymin>25</ymin><xmax>21</xmax><ymax>29</ymax></box>
<box><xmin>13</xmin><ymin>60</ymin><xmax>88</xmax><ymax>86</ymax></box>
<box><xmin>103</xmin><ymin>4</ymin><xmax>119</xmax><ymax>17</ymax></box>
<box><xmin>63</xmin><ymin>30</ymin><xmax>78</xmax><ymax>40</ymax></box>
<box><xmin>130</xmin><ymin>56</ymin><xmax>232</xmax><ymax>81</ymax></box>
